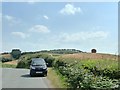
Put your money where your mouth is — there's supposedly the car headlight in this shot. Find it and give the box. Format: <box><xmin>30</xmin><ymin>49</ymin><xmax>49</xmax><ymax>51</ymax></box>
<box><xmin>30</xmin><ymin>66</ymin><xmax>35</xmax><ymax>69</ymax></box>
<box><xmin>43</xmin><ymin>66</ymin><xmax>47</xmax><ymax>69</ymax></box>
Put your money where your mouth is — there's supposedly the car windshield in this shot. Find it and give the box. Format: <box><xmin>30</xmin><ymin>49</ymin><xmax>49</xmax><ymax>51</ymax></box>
<box><xmin>31</xmin><ymin>59</ymin><xmax>45</xmax><ymax>66</ymax></box>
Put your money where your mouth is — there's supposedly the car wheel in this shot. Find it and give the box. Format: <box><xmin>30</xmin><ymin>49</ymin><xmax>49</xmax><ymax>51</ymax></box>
<box><xmin>44</xmin><ymin>73</ymin><xmax>47</xmax><ymax>77</ymax></box>
<box><xmin>30</xmin><ymin>73</ymin><xmax>34</xmax><ymax>77</ymax></box>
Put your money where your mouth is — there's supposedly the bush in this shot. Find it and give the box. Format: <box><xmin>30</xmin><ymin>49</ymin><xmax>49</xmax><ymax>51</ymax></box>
<box><xmin>2</xmin><ymin>57</ymin><xmax>12</xmax><ymax>63</ymax></box>
<box><xmin>16</xmin><ymin>60</ymin><xmax>26</xmax><ymax>68</ymax></box>
<box><xmin>16</xmin><ymin>53</ymin><xmax>55</xmax><ymax>69</ymax></box>
<box><xmin>82</xmin><ymin>64</ymin><xmax>120</xmax><ymax>79</ymax></box>
<box><xmin>38</xmin><ymin>54</ymin><xmax>55</xmax><ymax>67</ymax></box>
<box><xmin>53</xmin><ymin>59</ymin><xmax>119</xmax><ymax>89</ymax></box>
<box><xmin>91</xmin><ymin>76</ymin><xmax>119</xmax><ymax>89</ymax></box>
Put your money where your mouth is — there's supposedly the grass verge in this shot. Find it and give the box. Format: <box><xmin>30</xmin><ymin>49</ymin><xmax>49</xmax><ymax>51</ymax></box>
<box><xmin>0</xmin><ymin>62</ymin><xmax>16</xmax><ymax>68</ymax></box>
<box><xmin>47</xmin><ymin>68</ymin><xmax>67</xmax><ymax>88</ymax></box>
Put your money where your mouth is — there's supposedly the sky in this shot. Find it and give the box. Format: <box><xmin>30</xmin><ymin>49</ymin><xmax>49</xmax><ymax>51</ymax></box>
<box><xmin>1</xmin><ymin>2</ymin><xmax>118</xmax><ymax>54</ymax></box>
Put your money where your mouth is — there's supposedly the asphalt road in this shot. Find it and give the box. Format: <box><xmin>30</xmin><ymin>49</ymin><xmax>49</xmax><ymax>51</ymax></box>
<box><xmin>2</xmin><ymin>68</ymin><xmax>53</xmax><ymax>88</ymax></box>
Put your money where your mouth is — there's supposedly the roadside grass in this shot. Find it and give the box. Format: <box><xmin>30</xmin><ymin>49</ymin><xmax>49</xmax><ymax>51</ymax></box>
<box><xmin>47</xmin><ymin>68</ymin><xmax>67</xmax><ymax>88</ymax></box>
<box><xmin>53</xmin><ymin>57</ymin><xmax>119</xmax><ymax>89</ymax></box>
<box><xmin>0</xmin><ymin>58</ymin><xmax>18</xmax><ymax>68</ymax></box>
<box><xmin>58</xmin><ymin>56</ymin><xmax>118</xmax><ymax>71</ymax></box>
<box><xmin>4</xmin><ymin>60</ymin><xmax>18</xmax><ymax>65</ymax></box>
<box><xmin>0</xmin><ymin>62</ymin><xmax>16</xmax><ymax>68</ymax></box>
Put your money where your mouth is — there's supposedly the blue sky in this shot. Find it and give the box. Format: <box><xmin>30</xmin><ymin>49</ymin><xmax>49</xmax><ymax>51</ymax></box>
<box><xmin>2</xmin><ymin>2</ymin><xmax>118</xmax><ymax>54</ymax></box>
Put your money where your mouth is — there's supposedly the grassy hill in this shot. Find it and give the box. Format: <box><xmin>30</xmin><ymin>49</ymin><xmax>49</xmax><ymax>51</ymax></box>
<box><xmin>61</xmin><ymin>53</ymin><xmax>117</xmax><ymax>60</ymax></box>
<box><xmin>1</xmin><ymin>50</ymin><xmax>119</xmax><ymax>89</ymax></box>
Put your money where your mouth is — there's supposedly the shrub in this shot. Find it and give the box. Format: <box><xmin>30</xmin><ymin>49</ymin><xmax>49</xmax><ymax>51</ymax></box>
<box><xmin>16</xmin><ymin>53</ymin><xmax>55</xmax><ymax>68</ymax></box>
<box><xmin>53</xmin><ymin>59</ymin><xmax>119</xmax><ymax>89</ymax></box>
<box><xmin>38</xmin><ymin>54</ymin><xmax>55</xmax><ymax>67</ymax></box>
<box><xmin>2</xmin><ymin>57</ymin><xmax>12</xmax><ymax>63</ymax></box>
<box><xmin>16</xmin><ymin>60</ymin><xmax>26</xmax><ymax>68</ymax></box>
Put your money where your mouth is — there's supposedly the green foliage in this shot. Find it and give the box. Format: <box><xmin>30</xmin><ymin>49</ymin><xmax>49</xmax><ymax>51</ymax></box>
<box><xmin>2</xmin><ymin>57</ymin><xmax>12</xmax><ymax>63</ymax></box>
<box><xmin>37</xmin><ymin>54</ymin><xmax>55</xmax><ymax>67</ymax></box>
<box><xmin>55</xmin><ymin>58</ymin><xmax>119</xmax><ymax>79</ymax></box>
<box><xmin>16</xmin><ymin>51</ymin><xmax>119</xmax><ymax>89</ymax></box>
<box><xmin>91</xmin><ymin>76</ymin><xmax>119</xmax><ymax>89</ymax></box>
<box><xmin>2</xmin><ymin>63</ymin><xmax>16</xmax><ymax>68</ymax></box>
<box><xmin>21</xmin><ymin>49</ymin><xmax>83</xmax><ymax>55</ymax></box>
<box><xmin>53</xmin><ymin>58</ymin><xmax>119</xmax><ymax>89</ymax></box>
<box><xmin>16</xmin><ymin>60</ymin><xmax>26</xmax><ymax>68</ymax></box>
<box><xmin>11</xmin><ymin>49</ymin><xmax>21</xmax><ymax>59</ymax></box>
<box><xmin>16</xmin><ymin>53</ymin><xmax>55</xmax><ymax>68</ymax></box>
<box><xmin>49</xmin><ymin>49</ymin><xmax>83</xmax><ymax>54</ymax></box>
<box><xmin>80</xmin><ymin>60</ymin><xmax>119</xmax><ymax>79</ymax></box>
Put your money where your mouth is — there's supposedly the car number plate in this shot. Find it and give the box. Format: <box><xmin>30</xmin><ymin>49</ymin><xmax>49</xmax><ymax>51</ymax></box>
<box><xmin>36</xmin><ymin>72</ymin><xmax>42</xmax><ymax>73</ymax></box>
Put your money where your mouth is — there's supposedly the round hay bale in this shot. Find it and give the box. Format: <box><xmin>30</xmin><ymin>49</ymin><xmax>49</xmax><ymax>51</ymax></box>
<box><xmin>91</xmin><ymin>49</ymin><xmax>97</xmax><ymax>53</ymax></box>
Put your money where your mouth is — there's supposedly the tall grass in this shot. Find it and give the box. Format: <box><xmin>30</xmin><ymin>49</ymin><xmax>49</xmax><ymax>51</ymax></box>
<box><xmin>0</xmin><ymin>62</ymin><xmax>16</xmax><ymax>68</ymax></box>
<box><xmin>52</xmin><ymin>54</ymin><xmax>119</xmax><ymax>89</ymax></box>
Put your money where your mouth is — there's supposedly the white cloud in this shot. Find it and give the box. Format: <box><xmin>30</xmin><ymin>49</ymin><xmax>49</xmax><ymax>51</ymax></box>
<box><xmin>4</xmin><ymin>15</ymin><xmax>14</xmax><ymax>21</ymax></box>
<box><xmin>29</xmin><ymin>25</ymin><xmax>50</xmax><ymax>33</ymax></box>
<box><xmin>3</xmin><ymin>15</ymin><xmax>21</xmax><ymax>26</ymax></box>
<box><xmin>43</xmin><ymin>15</ymin><xmax>49</xmax><ymax>20</ymax></box>
<box><xmin>27</xmin><ymin>0</ymin><xmax>41</xmax><ymax>4</ymax></box>
<box><xmin>27</xmin><ymin>0</ymin><xmax>37</xmax><ymax>4</ymax></box>
<box><xmin>59</xmin><ymin>31</ymin><xmax>108</xmax><ymax>42</ymax></box>
<box><xmin>11</xmin><ymin>32</ymin><xmax>29</xmax><ymax>39</ymax></box>
<box><xmin>60</xmin><ymin>4</ymin><xmax>82</xmax><ymax>15</ymax></box>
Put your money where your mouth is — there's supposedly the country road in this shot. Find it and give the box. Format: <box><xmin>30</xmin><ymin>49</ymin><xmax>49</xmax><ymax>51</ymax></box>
<box><xmin>2</xmin><ymin>68</ymin><xmax>53</xmax><ymax>88</ymax></box>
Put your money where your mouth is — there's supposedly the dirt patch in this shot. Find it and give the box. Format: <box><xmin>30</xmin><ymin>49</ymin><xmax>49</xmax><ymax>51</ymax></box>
<box><xmin>2</xmin><ymin>54</ymin><xmax>11</xmax><ymax>58</ymax></box>
<box><xmin>4</xmin><ymin>60</ymin><xmax>18</xmax><ymax>65</ymax></box>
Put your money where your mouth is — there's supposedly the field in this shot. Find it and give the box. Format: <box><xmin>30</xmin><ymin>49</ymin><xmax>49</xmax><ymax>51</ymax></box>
<box><xmin>3</xmin><ymin>60</ymin><xmax>18</xmax><ymax>65</ymax></box>
<box><xmin>52</xmin><ymin>53</ymin><xmax>119</xmax><ymax>89</ymax></box>
<box><xmin>58</xmin><ymin>53</ymin><xmax>118</xmax><ymax>72</ymax></box>
<box><xmin>1</xmin><ymin>54</ymin><xmax>17</xmax><ymax>68</ymax></box>
<box><xmin>2</xmin><ymin>54</ymin><xmax>11</xmax><ymax>58</ymax></box>
<box><xmin>1</xmin><ymin>52</ymin><xmax>119</xmax><ymax>89</ymax></box>
<box><xmin>61</xmin><ymin>53</ymin><xmax>117</xmax><ymax>60</ymax></box>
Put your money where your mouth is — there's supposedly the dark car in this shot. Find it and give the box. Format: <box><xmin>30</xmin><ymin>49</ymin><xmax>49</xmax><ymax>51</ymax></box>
<box><xmin>30</xmin><ymin>58</ymin><xmax>47</xmax><ymax>77</ymax></box>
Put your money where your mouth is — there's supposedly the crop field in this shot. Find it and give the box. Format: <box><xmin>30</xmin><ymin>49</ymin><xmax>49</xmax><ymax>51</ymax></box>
<box><xmin>61</xmin><ymin>53</ymin><xmax>117</xmax><ymax>60</ymax></box>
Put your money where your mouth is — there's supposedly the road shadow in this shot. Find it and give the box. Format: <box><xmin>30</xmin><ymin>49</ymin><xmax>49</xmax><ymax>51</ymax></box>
<box><xmin>21</xmin><ymin>74</ymin><xmax>45</xmax><ymax>78</ymax></box>
<box><xmin>21</xmin><ymin>74</ymin><xmax>30</xmax><ymax>78</ymax></box>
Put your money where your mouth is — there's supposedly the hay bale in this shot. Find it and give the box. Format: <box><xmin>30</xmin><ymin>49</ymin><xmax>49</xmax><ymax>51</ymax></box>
<box><xmin>91</xmin><ymin>49</ymin><xmax>97</xmax><ymax>53</ymax></box>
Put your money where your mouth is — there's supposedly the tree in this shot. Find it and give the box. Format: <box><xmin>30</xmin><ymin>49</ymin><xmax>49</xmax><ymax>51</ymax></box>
<box><xmin>11</xmin><ymin>49</ymin><xmax>21</xmax><ymax>59</ymax></box>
